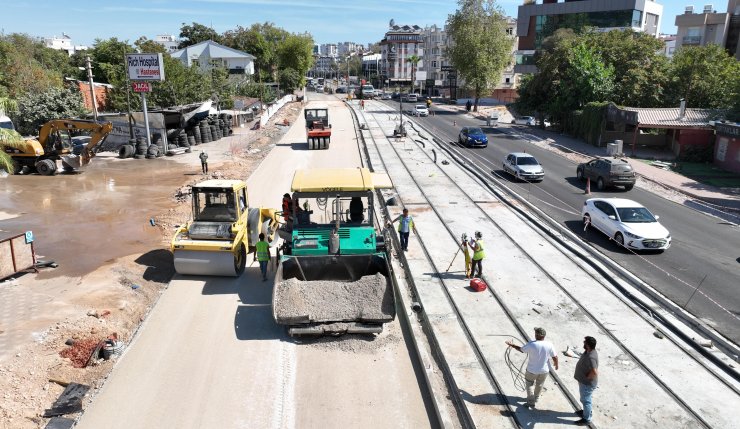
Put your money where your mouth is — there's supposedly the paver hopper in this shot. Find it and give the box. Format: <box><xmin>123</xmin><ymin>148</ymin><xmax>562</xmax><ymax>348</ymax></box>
<box><xmin>272</xmin><ymin>168</ymin><xmax>396</xmax><ymax>336</ymax></box>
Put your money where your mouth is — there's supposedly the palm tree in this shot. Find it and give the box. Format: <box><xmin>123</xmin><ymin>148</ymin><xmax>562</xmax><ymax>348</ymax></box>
<box><xmin>0</xmin><ymin>97</ymin><xmax>22</xmax><ymax>174</ymax></box>
<box><xmin>0</xmin><ymin>129</ymin><xmax>25</xmax><ymax>174</ymax></box>
<box><xmin>407</xmin><ymin>54</ymin><xmax>420</xmax><ymax>95</ymax></box>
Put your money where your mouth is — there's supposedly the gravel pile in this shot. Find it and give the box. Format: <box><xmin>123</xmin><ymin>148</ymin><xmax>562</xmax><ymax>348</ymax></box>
<box><xmin>274</xmin><ymin>274</ymin><xmax>394</xmax><ymax>323</ymax></box>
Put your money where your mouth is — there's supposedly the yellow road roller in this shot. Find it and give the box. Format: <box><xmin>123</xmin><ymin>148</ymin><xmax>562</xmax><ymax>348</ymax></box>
<box><xmin>171</xmin><ymin>179</ymin><xmax>279</xmax><ymax>276</ymax></box>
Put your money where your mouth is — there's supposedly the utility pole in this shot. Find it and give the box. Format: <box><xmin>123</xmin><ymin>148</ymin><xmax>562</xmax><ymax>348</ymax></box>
<box><xmin>85</xmin><ymin>55</ymin><xmax>98</xmax><ymax>121</ymax></box>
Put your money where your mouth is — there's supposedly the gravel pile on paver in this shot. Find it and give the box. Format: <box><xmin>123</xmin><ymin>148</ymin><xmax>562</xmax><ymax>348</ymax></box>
<box><xmin>274</xmin><ymin>274</ymin><xmax>394</xmax><ymax>323</ymax></box>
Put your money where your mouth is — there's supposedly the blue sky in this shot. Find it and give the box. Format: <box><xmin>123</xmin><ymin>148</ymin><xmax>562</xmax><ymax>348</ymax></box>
<box><xmin>2</xmin><ymin>0</ymin><xmax>684</xmax><ymax>47</ymax></box>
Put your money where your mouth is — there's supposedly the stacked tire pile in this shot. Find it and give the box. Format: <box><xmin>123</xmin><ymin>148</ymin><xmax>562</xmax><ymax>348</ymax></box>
<box><xmin>117</xmin><ymin>112</ymin><xmax>233</xmax><ymax>160</ymax></box>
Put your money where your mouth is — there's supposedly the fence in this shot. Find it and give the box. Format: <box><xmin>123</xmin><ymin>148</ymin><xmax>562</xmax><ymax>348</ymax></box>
<box><xmin>0</xmin><ymin>232</ymin><xmax>36</xmax><ymax>280</ymax></box>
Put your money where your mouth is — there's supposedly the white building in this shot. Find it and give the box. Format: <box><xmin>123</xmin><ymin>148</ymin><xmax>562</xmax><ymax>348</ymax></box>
<box><xmin>421</xmin><ymin>25</ymin><xmax>448</xmax><ymax>88</ymax></box>
<box><xmin>380</xmin><ymin>24</ymin><xmax>424</xmax><ymax>88</ymax></box>
<box><xmin>170</xmin><ymin>40</ymin><xmax>255</xmax><ymax>76</ymax></box>
<box><xmin>154</xmin><ymin>34</ymin><xmax>180</xmax><ymax>53</ymax></box>
<box><xmin>44</xmin><ymin>33</ymin><xmax>87</xmax><ymax>56</ymax></box>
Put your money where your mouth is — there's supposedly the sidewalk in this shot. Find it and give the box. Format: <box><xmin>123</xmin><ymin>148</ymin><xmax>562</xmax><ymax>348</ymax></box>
<box><xmin>434</xmin><ymin>102</ymin><xmax>740</xmax><ymax>216</ymax></box>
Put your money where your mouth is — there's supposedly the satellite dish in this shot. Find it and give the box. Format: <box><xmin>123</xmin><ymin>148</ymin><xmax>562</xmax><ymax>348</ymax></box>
<box><xmin>389</xmin><ymin>19</ymin><xmax>395</xmax><ymax>27</ymax></box>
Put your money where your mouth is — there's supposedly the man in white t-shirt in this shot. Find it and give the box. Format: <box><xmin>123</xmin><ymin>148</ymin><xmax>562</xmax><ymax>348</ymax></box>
<box><xmin>506</xmin><ymin>327</ymin><xmax>559</xmax><ymax>408</ymax></box>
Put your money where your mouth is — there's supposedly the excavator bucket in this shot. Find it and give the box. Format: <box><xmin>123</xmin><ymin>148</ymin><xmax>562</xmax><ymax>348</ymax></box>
<box><xmin>272</xmin><ymin>254</ymin><xmax>395</xmax><ymax>335</ymax></box>
<box><xmin>61</xmin><ymin>155</ymin><xmax>82</xmax><ymax>170</ymax></box>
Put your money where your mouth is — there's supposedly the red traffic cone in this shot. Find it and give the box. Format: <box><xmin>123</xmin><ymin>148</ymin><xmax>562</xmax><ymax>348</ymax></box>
<box><xmin>585</xmin><ymin>177</ymin><xmax>591</xmax><ymax>195</ymax></box>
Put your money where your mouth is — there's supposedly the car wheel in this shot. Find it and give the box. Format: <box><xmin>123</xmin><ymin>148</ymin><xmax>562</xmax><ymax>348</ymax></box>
<box><xmin>624</xmin><ymin>184</ymin><xmax>634</xmax><ymax>191</ymax></box>
<box><xmin>614</xmin><ymin>232</ymin><xmax>625</xmax><ymax>248</ymax></box>
<box><xmin>576</xmin><ymin>169</ymin><xmax>584</xmax><ymax>181</ymax></box>
<box><xmin>597</xmin><ymin>177</ymin><xmax>605</xmax><ymax>191</ymax></box>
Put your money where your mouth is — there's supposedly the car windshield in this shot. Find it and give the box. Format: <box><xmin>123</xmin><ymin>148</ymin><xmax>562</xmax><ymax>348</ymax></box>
<box><xmin>617</xmin><ymin>207</ymin><xmax>656</xmax><ymax>223</ymax></box>
<box><xmin>416</xmin><ymin>105</ymin><xmax>426</xmax><ymax>109</ymax></box>
<box><xmin>516</xmin><ymin>156</ymin><xmax>539</xmax><ymax>166</ymax></box>
<box><xmin>467</xmin><ymin>128</ymin><xmax>483</xmax><ymax>134</ymax></box>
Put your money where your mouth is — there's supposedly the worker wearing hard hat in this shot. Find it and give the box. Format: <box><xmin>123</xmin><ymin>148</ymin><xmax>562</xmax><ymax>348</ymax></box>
<box><xmin>469</xmin><ymin>231</ymin><xmax>485</xmax><ymax>279</ymax></box>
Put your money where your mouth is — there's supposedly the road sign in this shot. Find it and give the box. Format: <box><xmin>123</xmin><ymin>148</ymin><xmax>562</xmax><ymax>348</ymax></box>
<box><xmin>126</xmin><ymin>53</ymin><xmax>165</xmax><ymax>81</ymax></box>
<box><xmin>132</xmin><ymin>82</ymin><xmax>152</xmax><ymax>93</ymax></box>
<box><xmin>440</xmin><ymin>65</ymin><xmax>455</xmax><ymax>72</ymax></box>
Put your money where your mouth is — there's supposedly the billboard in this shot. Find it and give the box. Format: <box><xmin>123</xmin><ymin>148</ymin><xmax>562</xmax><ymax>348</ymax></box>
<box><xmin>126</xmin><ymin>53</ymin><xmax>165</xmax><ymax>81</ymax></box>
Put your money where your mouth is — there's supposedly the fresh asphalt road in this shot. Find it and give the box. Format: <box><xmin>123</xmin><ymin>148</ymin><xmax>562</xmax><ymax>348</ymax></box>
<box><xmin>383</xmin><ymin>100</ymin><xmax>740</xmax><ymax>346</ymax></box>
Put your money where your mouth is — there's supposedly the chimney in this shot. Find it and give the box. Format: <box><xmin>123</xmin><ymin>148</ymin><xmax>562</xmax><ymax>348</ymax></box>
<box><xmin>679</xmin><ymin>99</ymin><xmax>686</xmax><ymax>119</ymax></box>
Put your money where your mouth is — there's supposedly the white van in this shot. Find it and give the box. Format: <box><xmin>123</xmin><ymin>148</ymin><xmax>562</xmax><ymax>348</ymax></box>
<box><xmin>0</xmin><ymin>114</ymin><xmax>15</xmax><ymax>131</ymax></box>
<box><xmin>488</xmin><ymin>111</ymin><xmax>499</xmax><ymax>126</ymax></box>
<box><xmin>361</xmin><ymin>84</ymin><xmax>375</xmax><ymax>99</ymax></box>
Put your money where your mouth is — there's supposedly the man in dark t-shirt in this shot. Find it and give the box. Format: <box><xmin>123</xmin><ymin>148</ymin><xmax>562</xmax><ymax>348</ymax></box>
<box><xmin>574</xmin><ymin>336</ymin><xmax>599</xmax><ymax>425</ymax></box>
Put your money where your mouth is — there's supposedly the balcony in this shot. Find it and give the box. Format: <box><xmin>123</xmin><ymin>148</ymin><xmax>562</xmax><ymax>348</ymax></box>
<box><xmin>682</xmin><ymin>35</ymin><xmax>701</xmax><ymax>45</ymax></box>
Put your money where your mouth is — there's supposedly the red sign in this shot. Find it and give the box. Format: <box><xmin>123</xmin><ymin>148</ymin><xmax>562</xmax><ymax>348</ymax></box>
<box><xmin>132</xmin><ymin>82</ymin><xmax>152</xmax><ymax>93</ymax></box>
<box><xmin>361</xmin><ymin>79</ymin><xmax>366</xmax><ymax>85</ymax></box>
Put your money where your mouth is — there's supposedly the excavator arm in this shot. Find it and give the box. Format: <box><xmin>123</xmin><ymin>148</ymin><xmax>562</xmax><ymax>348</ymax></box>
<box><xmin>37</xmin><ymin>119</ymin><xmax>113</xmax><ymax>168</ymax></box>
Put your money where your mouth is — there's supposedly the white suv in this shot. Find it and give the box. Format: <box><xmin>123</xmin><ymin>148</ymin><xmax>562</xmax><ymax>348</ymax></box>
<box><xmin>512</xmin><ymin>116</ymin><xmax>535</xmax><ymax>126</ymax></box>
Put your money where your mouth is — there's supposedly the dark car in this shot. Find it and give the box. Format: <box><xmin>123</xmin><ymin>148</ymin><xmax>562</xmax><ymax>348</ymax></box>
<box><xmin>71</xmin><ymin>136</ymin><xmax>92</xmax><ymax>155</ymax></box>
<box><xmin>577</xmin><ymin>157</ymin><xmax>636</xmax><ymax>191</ymax></box>
<box><xmin>458</xmin><ymin>127</ymin><xmax>488</xmax><ymax>148</ymax></box>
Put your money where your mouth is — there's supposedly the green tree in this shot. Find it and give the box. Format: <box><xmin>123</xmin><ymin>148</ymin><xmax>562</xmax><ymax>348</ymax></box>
<box><xmin>445</xmin><ymin>0</ymin><xmax>514</xmax><ymax>111</ymax></box>
<box><xmin>277</xmin><ymin>33</ymin><xmax>315</xmax><ymax>87</ymax></box>
<box><xmin>0</xmin><ymin>33</ymin><xmax>69</xmax><ymax>98</ymax></box>
<box><xmin>278</xmin><ymin>68</ymin><xmax>302</xmax><ymax>93</ymax></box>
<box><xmin>178</xmin><ymin>22</ymin><xmax>221</xmax><ymax>48</ymax></box>
<box><xmin>15</xmin><ymin>86</ymin><xmax>85</xmax><ymax>135</ymax></box>
<box><xmin>665</xmin><ymin>44</ymin><xmax>740</xmax><ymax>109</ymax></box>
<box><xmin>223</xmin><ymin>23</ymin><xmax>288</xmax><ymax>82</ymax></box>
<box><xmin>581</xmin><ymin>30</ymin><xmax>668</xmax><ymax>107</ymax></box>
<box><xmin>558</xmin><ymin>42</ymin><xmax>614</xmax><ymax>112</ymax></box>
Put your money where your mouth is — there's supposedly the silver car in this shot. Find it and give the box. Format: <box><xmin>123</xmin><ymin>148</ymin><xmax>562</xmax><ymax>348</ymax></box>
<box><xmin>502</xmin><ymin>152</ymin><xmax>544</xmax><ymax>182</ymax></box>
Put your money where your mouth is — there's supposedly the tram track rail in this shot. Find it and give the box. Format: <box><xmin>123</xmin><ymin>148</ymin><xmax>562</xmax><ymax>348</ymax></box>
<box><xmin>352</xmin><ymin>101</ymin><xmax>738</xmax><ymax>428</ymax></box>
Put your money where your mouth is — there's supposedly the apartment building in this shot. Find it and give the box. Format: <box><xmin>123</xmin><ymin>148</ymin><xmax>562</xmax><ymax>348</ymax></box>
<box><xmin>659</xmin><ymin>33</ymin><xmax>677</xmax><ymax>57</ymax></box>
<box><xmin>515</xmin><ymin>0</ymin><xmax>664</xmax><ymax>73</ymax></box>
<box><xmin>320</xmin><ymin>44</ymin><xmax>338</xmax><ymax>57</ymax></box>
<box><xmin>380</xmin><ymin>24</ymin><xmax>424</xmax><ymax>88</ymax></box>
<box><xmin>421</xmin><ymin>25</ymin><xmax>449</xmax><ymax>89</ymax></box>
<box><xmin>675</xmin><ymin>1</ymin><xmax>740</xmax><ymax>58</ymax></box>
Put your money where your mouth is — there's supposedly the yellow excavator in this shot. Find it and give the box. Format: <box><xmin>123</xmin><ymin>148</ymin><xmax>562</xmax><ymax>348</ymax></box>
<box><xmin>2</xmin><ymin>119</ymin><xmax>113</xmax><ymax>175</ymax></box>
<box><xmin>171</xmin><ymin>179</ymin><xmax>281</xmax><ymax>276</ymax></box>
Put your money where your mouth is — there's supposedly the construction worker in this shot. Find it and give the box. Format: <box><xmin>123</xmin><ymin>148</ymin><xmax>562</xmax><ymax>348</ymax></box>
<box><xmin>389</xmin><ymin>208</ymin><xmax>417</xmax><ymax>252</ymax></box>
<box><xmin>199</xmin><ymin>150</ymin><xmax>208</xmax><ymax>174</ymax></box>
<box><xmin>281</xmin><ymin>193</ymin><xmax>293</xmax><ymax>226</ymax></box>
<box><xmin>469</xmin><ymin>231</ymin><xmax>485</xmax><ymax>278</ymax></box>
<box><xmin>255</xmin><ymin>233</ymin><xmax>271</xmax><ymax>281</ymax></box>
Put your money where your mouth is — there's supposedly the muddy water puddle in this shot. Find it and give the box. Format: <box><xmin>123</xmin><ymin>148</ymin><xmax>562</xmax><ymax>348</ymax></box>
<box><xmin>0</xmin><ymin>157</ymin><xmax>191</xmax><ymax>278</ymax></box>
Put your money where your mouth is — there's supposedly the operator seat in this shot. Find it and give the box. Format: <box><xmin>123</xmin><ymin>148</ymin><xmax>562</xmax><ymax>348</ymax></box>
<box><xmin>349</xmin><ymin>197</ymin><xmax>364</xmax><ymax>223</ymax></box>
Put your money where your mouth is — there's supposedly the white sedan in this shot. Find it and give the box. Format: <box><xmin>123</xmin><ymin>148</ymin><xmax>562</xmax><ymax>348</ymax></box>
<box><xmin>581</xmin><ymin>198</ymin><xmax>671</xmax><ymax>251</ymax></box>
<box><xmin>502</xmin><ymin>152</ymin><xmax>544</xmax><ymax>182</ymax></box>
<box><xmin>411</xmin><ymin>104</ymin><xmax>429</xmax><ymax>117</ymax></box>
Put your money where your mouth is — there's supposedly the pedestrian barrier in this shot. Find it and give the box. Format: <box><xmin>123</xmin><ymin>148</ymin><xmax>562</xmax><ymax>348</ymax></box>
<box><xmin>0</xmin><ymin>232</ymin><xmax>36</xmax><ymax>280</ymax></box>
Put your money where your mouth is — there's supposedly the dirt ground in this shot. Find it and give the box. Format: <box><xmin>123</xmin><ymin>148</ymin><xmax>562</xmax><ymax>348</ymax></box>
<box><xmin>0</xmin><ymin>102</ymin><xmax>303</xmax><ymax>429</ymax></box>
